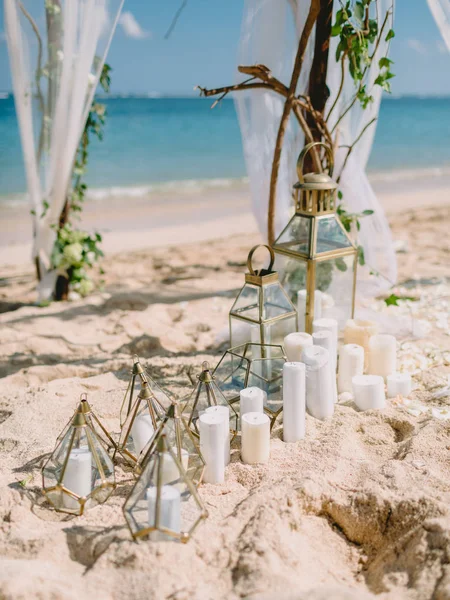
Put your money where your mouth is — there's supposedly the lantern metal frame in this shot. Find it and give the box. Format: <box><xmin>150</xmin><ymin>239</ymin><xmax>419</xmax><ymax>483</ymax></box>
<box><xmin>42</xmin><ymin>401</ymin><xmax>116</xmax><ymax>516</ymax></box>
<box><xmin>123</xmin><ymin>434</ymin><xmax>208</xmax><ymax>543</ymax></box>
<box><xmin>135</xmin><ymin>402</ymin><xmax>206</xmax><ymax>488</ymax></box>
<box><xmin>272</xmin><ymin>142</ymin><xmax>357</xmax><ymax>334</ymax></box>
<box><xmin>229</xmin><ymin>244</ymin><xmax>298</xmax><ymax>348</ymax></box>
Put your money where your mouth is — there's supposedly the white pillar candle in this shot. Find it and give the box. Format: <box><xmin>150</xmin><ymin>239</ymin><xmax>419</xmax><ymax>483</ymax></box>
<box><xmin>302</xmin><ymin>346</ymin><xmax>334</xmax><ymax>420</ymax></box>
<box><xmin>283</xmin><ymin>332</ymin><xmax>313</xmax><ymax>362</ymax></box>
<box><xmin>131</xmin><ymin>413</ymin><xmax>154</xmax><ymax>457</ymax></box>
<box><xmin>62</xmin><ymin>447</ymin><xmax>92</xmax><ymax>509</ymax></box>
<box><xmin>312</xmin><ymin>318</ymin><xmax>338</xmax><ymax>375</ymax></box>
<box><xmin>297</xmin><ymin>290</ymin><xmax>322</xmax><ymax>332</ymax></box>
<box><xmin>199</xmin><ymin>413</ymin><xmax>225</xmax><ymax>483</ymax></box>
<box><xmin>241</xmin><ymin>412</ymin><xmax>270</xmax><ymax>464</ymax></box>
<box><xmin>313</xmin><ymin>330</ymin><xmax>338</xmax><ymax>404</ymax></box>
<box><xmin>147</xmin><ymin>485</ymin><xmax>181</xmax><ymax>538</ymax></box>
<box><xmin>240</xmin><ymin>387</ymin><xmax>264</xmax><ymax>417</ymax></box>
<box><xmin>368</xmin><ymin>334</ymin><xmax>397</xmax><ymax>380</ymax></box>
<box><xmin>338</xmin><ymin>344</ymin><xmax>364</xmax><ymax>394</ymax></box>
<box><xmin>352</xmin><ymin>374</ymin><xmax>386</xmax><ymax>411</ymax></box>
<box><xmin>387</xmin><ymin>373</ymin><xmax>412</xmax><ymax>398</ymax></box>
<box><xmin>156</xmin><ymin>449</ymin><xmax>189</xmax><ymax>486</ymax></box>
<box><xmin>344</xmin><ymin>319</ymin><xmax>379</xmax><ymax>369</ymax></box>
<box><xmin>205</xmin><ymin>405</ymin><xmax>230</xmax><ymax>466</ymax></box>
<box><xmin>282</xmin><ymin>362</ymin><xmax>306</xmax><ymax>442</ymax></box>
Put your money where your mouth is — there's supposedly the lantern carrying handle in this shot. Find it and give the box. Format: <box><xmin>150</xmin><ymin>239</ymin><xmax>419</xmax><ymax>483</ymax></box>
<box><xmin>296</xmin><ymin>142</ymin><xmax>334</xmax><ymax>181</ymax></box>
<box><xmin>247</xmin><ymin>244</ymin><xmax>275</xmax><ymax>276</ymax></box>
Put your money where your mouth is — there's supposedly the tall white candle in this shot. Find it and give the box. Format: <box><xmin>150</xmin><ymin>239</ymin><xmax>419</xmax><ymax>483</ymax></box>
<box><xmin>283</xmin><ymin>332</ymin><xmax>313</xmax><ymax>362</ymax></box>
<box><xmin>62</xmin><ymin>447</ymin><xmax>92</xmax><ymax>509</ymax></box>
<box><xmin>199</xmin><ymin>413</ymin><xmax>225</xmax><ymax>484</ymax></box>
<box><xmin>240</xmin><ymin>387</ymin><xmax>264</xmax><ymax>417</ymax></box>
<box><xmin>205</xmin><ymin>405</ymin><xmax>230</xmax><ymax>466</ymax></box>
<box><xmin>302</xmin><ymin>346</ymin><xmax>334</xmax><ymax>420</ymax></box>
<box><xmin>344</xmin><ymin>319</ymin><xmax>378</xmax><ymax>369</ymax></box>
<box><xmin>241</xmin><ymin>412</ymin><xmax>270</xmax><ymax>464</ymax></box>
<box><xmin>368</xmin><ymin>334</ymin><xmax>397</xmax><ymax>380</ymax></box>
<box><xmin>131</xmin><ymin>413</ymin><xmax>154</xmax><ymax>457</ymax></box>
<box><xmin>147</xmin><ymin>485</ymin><xmax>181</xmax><ymax>539</ymax></box>
<box><xmin>313</xmin><ymin>330</ymin><xmax>338</xmax><ymax>404</ymax></box>
<box><xmin>352</xmin><ymin>374</ymin><xmax>386</xmax><ymax>411</ymax></box>
<box><xmin>338</xmin><ymin>344</ymin><xmax>364</xmax><ymax>394</ymax></box>
<box><xmin>155</xmin><ymin>450</ymin><xmax>189</xmax><ymax>486</ymax></box>
<box><xmin>387</xmin><ymin>373</ymin><xmax>412</xmax><ymax>398</ymax></box>
<box><xmin>282</xmin><ymin>362</ymin><xmax>306</xmax><ymax>442</ymax></box>
<box><xmin>297</xmin><ymin>290</ymin><xmax>322</xmax><ymax>332</ymax></box>
<box><xmin>312</xmin><ymin>318</ymin><xmax>338</xmax><ymax>375</ymax></box>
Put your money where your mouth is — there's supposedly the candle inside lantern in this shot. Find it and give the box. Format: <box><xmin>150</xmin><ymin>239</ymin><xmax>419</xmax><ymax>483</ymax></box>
<box><xmin>131</xmin><ymin>413</ymin><xmax>154</xmax><ymax>457</ymax></box>
<box><xmin>62</xmin><ymin>447</ymin><xmax>92</xmax><ymax>510</ymax></box>
<box><xmin>199</xmin><ymin>413</ymin><xmax>226</xmax><ymax>484</ymax></box>
<box><xmin>387</xmin><ymin>373</ymin><xmax>412</xmax><ymax>398</ymax></box>
<box><xmin>368</xmin><ymin>334</ymin><xmax>397</xmax><ymax>380</ymax></box>
<box><xmin>154</xmin><ymin>449</ymin><xmax>189</xmax><ymax>487</ymax></box>
<box><xmin>284</xmin><ymin>332</ymin><xmax>313</xmax><ymax>363</ymax></box>
<box><xmin>241</xmin><ymin>412</ymin><xmax>270</xmax><ymax>464</ymax></box>
<box><xmin>205</xmin><ymin>405</ymin><xmax>230</xmax><ymax>466</ymax></box>
<box><xmin>297</xmin><ymin>290</ymin><xmax>322</xmax><ymax>331</ymax></box>
<box><xmin>352</xmin><ymin>374</ymin><xmax>386</xmax><ymax>411</ymax></box>
<box><xmin>313</xmin><ymin>330</ymin><xmax>337</xmax><ymax>404</ymax></box>
<box><xmin>338</xmin><ymin>344</ymin><xmax>364</xmax><ymax>394</ymax></box>
<box><xmin>282</xmin><ymin>362</ymin><xmax>306</xmax><ymax>442</ymax></box>
<box><xmin>302</xmin><ymin>346</ymin><xmax>334</xmax><ymax>420</ymax></box>
<box><xmin>147</xmin><ymin>485</ymin><xmax>181</xmax><ymax>539</ymax></box>
<box><xmin>240</xmin><ymin>386</ymin><xmax>264</xmax><ymax>418</ymax></box>
<box><xmin>344</xmin><ymin>319</ymin><xmax>378</xmax><ymax>369</ymax></box>
<box><xmin>312</xmin><ymin>318</ymin><xmax>338</xmax><ymax>376</ymax></box>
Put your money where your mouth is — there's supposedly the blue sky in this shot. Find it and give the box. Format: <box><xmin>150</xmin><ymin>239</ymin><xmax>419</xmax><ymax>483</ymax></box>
<box><xmin>1</xmin><ymin>0</ymin><xmax>450</xmax><ymax>96</ymax></box>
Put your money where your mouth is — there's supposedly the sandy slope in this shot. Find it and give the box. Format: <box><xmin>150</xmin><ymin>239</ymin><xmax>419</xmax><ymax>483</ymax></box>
<box><xmin>0</xmin><ymin>203</ymin><xmax>449</xmax><ymax>600</ymax></box>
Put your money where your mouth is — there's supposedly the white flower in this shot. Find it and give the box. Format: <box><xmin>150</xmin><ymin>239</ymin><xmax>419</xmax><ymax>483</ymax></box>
<box><xmin>87</xmin><ymin>251</ymin><xmax>96</xmax><ymax>264</ymax></box>
<box><xmin>56</xmin><ymin>50</ymin><xmax>64</xmax><ymax>62</ymax></box>
<box><xmin>63</xmin><ymin>243</ymin><xmax>83</xmax><ymax>266</ymax></box>
<box><xmin>78</xmin><ymin>279</ymin><xmax>94</xmax><ymax>297</ymax></box>
<box><xmin>87</xmin><ymin>73</ymin><xmax>97</xmax><ymax>87</ymax></box>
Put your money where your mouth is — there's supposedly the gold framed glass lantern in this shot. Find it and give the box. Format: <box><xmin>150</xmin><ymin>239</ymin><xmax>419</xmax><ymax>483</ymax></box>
<box><xmin>181</xmin><ymin>361</ymin><xmax>238</xmax><ymax>442</ymax></box>
<box><xmin>272</xmin><ymin>142</ymin><xmax>357</xmax><ymax>334</ymax></box>
<box><xmin>42</xmin><ymin>401</ymin><xmax>116</xmax><ymax>516</ymax></box>
<box><xmin>213</xmin><ymin>342</ymin><xmax>287</xmax><ymax>427</ymax></box>
<box><xmin>135</xmin><ymin>402</ymin><xmax>205</xmax><ymax>488</ymax></box>
<box><xmin>229</xmin><ymin>244</ymin><xmax>297</xmax><ymax>349</ymax></box>
<box><xmin>123</xmin><ymin>434</ymin><xmax>208</xmax><ymax>543</ymax></box>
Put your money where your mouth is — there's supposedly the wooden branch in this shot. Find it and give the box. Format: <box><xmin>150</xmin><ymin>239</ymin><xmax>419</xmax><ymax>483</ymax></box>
<box><xmin>164</xmin><ymin>0</ymin><xmax>188</xmax><ymax>39</ymax></box>
<box><xmin>267</xmin><ymin>0</ymin><xmax>321</xmax><ymax>244</ymax></box>
<box><xmin>336</xmin><ymin>117</ymin><xmax>377</xmax><ymax>183</ymax></box>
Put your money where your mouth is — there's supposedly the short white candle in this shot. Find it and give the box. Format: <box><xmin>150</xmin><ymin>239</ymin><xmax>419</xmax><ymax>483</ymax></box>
<box><xmin>240</xmin><ymin>387</ymin><xmax>264</xmax><ymax>417</ymax></box>
<box><xmin>282</xmin><ymin>362</ymin><xmax>306</xmax><ymax>442</ymax></box>
<box><xmin>241</xmin><ymin>412</ymin><xmax>270</xmax><ymax>464</ymax></box>
<box><xmin>338</xmin><ymin>344</ymin><xmax>364</xmax><ymax>394</ymax></box>
<box><xmin>131</xmin><ymin>413</ymin><xmax>154</xmax><ymax>457</ymax></box>
<box><xmin>283</xmin><ymin>332</ymin><xmax>313</xmax><ymax>363</ymax></box>
<box><xmin>205</xmin><ymin>405</ymin><xmax>230</xmax><ymax>466</ymax></box>
<box><xmin>352</xmin><ymin>374</ymin><xmax>386</xmax><ymax>411</ymax></box>
<box><xmin>62</xmin><ymin>447</ymin><xmax>92</xmax><ymax>510</ymax></box>
<box><xmin>199</xmin><ymin>413</ymin><xmax>225</xmax><ymax>483</ymax></box>
<box><xmin>147</xmin><ymin>485</ymin><xmax>181</xmax><ymax>538</ymax></box>
<box><xmin>387</xmin><ymin>372</ymin><xmax>412</xmax><ymax>398</ymax></box>
<box><xmin>302</xmin><ymin>345</ymin><xmax>334</xmax><ymax>420</ymax></box>
<box><xmin>313</xmin><ymin>330</ymin><xmax>337</xmax><ymax>404</ymax></box>
<box><xmin>156</xmin><ymin>449</ymin><xmax>189</xmax><ymax>486</ymax></box>
<box><xmin>344</xmin><ymin>319</ymin><xmax>378</xmax><ymax>369</ymax></box>
<box><xmin>312</xmin><ymin>318</ymin><xmax>338</xmax><ymax>375</ymax></box>
<box><xmin>297</xmin><ymin>290</ymin><xmax>322</xmax><ymax>332</ymax></box>
<box><xmin>368</xmin><ymin>334</ymin><xmax>397</xmax><ymax>380</ymax></box>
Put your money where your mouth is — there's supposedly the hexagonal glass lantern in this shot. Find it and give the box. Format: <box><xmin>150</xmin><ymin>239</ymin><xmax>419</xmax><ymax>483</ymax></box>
<box><xmin>135</xmin><ymin>402</ymin><xmax>205</xmax><ymax>488</ymax></box>
<box><xmin>123</xmin><ymin>434</ymin><xmax>208</xmax><ymax>543</ymax></box>
<box><xmin>213</xmin><ymin>343</ymin><xmax>287</xmax><ymax>427</ymax></box>
<box><xmin>181</xmin><ymin>362</ymin><xmax>238</xmax><ymax>442</ymax></box>
<box><xmin>229</xmin><ymin>244</ymin><xmax>297</xmax><ymax>349</ymax></box>
<box><xmin>273</xmin><ymin>142</ymin><xmax>357</xmax><ymax>333</ymax></box>
<box><xmin>42</xmin><ymin>402</ymin><xmax>116</xmax><ymax>516</ymax></box>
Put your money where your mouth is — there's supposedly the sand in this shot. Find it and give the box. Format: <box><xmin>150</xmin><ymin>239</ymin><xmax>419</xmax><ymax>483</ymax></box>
<box><xmin>0</xmin><ymin>188</ymin><xmax>449</xmax><ymax>599</ymax></box>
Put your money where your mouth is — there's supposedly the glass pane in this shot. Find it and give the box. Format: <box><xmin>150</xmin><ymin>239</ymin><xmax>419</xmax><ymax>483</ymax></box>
<box><xmin>314</xmin><ymin>254</ymin><xmax>355</xmax><ymax>329</ymax></box>
<box><xmin>230</xmin><ymin>284</ymin><xmax>260</xmax><ymax>321</ymax></box>
<box><xmin>316</xmin><ymin>216</ymin><xmax>352</xmax><ymax>254</ymax></box>
<box><xmin>213</xmin><ymin>349</ymin><xmax>250</xmax><ymax>404</ymax></box>
<box><xmin>273</xmin><ymin>214</ymin><xmax>312</xmax><ymax>256</ymax></box>
<box><xmin>230</xmin><ymin>317</ymin><xmax>261</xmax><ymax>349</ymax></box>
<box><xmin>247</xmin><ymin>354</ymin><xmax>285</xmax><ymax>416</ymax></box>
<box><xmin>262</xmin><ymin>282</ymin><xmax>296</xmax><ymax>319</ymax></box>
<box><xmin>274</xmin><ymin>253</ymin><xmax>308</xmax><ymax>306</ymax></box>
<box><xmin>264</xmin><ymin>315</ymin><xmax>297</xmax><ymax>346</ymax></box>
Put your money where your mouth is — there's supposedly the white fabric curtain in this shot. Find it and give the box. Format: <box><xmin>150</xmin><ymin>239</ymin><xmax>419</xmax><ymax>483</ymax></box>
<box><xmin>235</xmin><ymin>0</ymin><xmax>396</xmax><ymax>297</ymax></box>
<box><xmin>427</xmin><ymin>0</ymin><xmax>450</xmax><ymax>50</ymax></box>
<box><xmin>4</xmin><ymin>0</ymin><xmax>123</xmax><ymax>297</ymax></box>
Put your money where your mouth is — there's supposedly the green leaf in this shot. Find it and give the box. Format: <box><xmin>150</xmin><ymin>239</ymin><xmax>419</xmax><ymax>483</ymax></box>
<box><xmin>335</xmin><ymin>258</ymin><xmax>348</xmax><ymax>272</ymax></box>
<box><xmin>378</xmin><ymin>57</ymin><xmax>393</xmax><ymax>69</ymax></box>
<box><xmin>384</xmin><ymin>293</ymin><xmax>417</xmax><ymax>307</ymax></box>
<box><xmin>385</xmin><ymin>29</ymin><xmax>395</xmax><ymax>41</ymax></box>
<box><xmin>357</xmin><ymin>245</ymin><xmax>365</xmax><ymax>266</ymax></box>
<box><xmin>337</xmin><ymin>190</ymin><xmax>343</xmax><ymax>200</ymax></box>
<box><xmin>362</xmin><ymin>209</ymin><xmax>374</xmax><ymax>215</ymax></box>
<box><xmin>354</xmin><ymin>2</ymin><xmax>364</xmax><ymax>22</ymax></box>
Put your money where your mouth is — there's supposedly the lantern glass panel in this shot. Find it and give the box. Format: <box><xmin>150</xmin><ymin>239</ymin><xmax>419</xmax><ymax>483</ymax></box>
<box><xmin>314</xmin><ymin>254</ymin><xmax>356</xmax><ymax>327</ymax></box>
<box><xmin>273</xmin><ymin>214</ymin><xmax>311</xmax><ymax>255</ymax></box>
<box><xmin>274</xmin><ymin>253</ymin><xmax>308</xmax><ymax>306</ymax></box>
<box><xmin>230</xmin><ymin>283</ymin><xmax>259</xmax><ymax>320</ymax></box>
<box><xmin>316</xmin><ymin>216</ymin><xmax>353</xmax><ymax>253</ymax></box>
<box><xmin>213</xmin><ymin>348</ymin><xmax>249</xmax><ymax>404</ymax></box>
<box><xmin>230</xmin><ymin>318</ymin><xmax>258</xmax><ymax>349</ymax></box>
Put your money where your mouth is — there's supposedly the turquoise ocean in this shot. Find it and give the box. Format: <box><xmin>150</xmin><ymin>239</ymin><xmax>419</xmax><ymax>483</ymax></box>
<box><xmin>1</xmin><ymin>95</ymin><xmax>450</xmax><ymax>202</ymax></box>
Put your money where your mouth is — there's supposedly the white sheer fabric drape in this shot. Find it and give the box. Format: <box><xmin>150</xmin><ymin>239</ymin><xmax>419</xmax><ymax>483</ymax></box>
<box><xmin>427</xmin><ymin>0</ymin><xmax>450</xmax><ymax>50</ymax></box>
<box><xmin>4</xmin><ymin>0</ymin><xmax>123</xmax><ymax>297</ymax></box>
<box><xmin>235</xmin><ymin>0</ymin><xmax>396</xmax><ymax>297</ymax></box>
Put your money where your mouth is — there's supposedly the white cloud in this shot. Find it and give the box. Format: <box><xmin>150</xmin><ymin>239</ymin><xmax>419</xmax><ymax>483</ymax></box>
<box><xmin>437</xmin><ymin>40</ymin><xmax>448</xmax><ymax>54</ymax></box>
<box><xmin>119</xmin><ymin>12</ymin><xmax>150</xmax><ymax>40</ymax></box>
<box><xmin>407</xmin><ymin>39</ymin><xmax>427</xmax><ymax>55</ymax></box>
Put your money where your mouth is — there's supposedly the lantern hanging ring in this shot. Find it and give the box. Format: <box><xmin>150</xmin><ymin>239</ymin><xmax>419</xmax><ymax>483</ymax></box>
<box><xmin>246</xmin><ymin>244</ymin><xmax>275</xmax><ymax>276</ymax></box>
<box><xmin>296</xmin><ymin>141</ymin><xmax>334</xmax><ymax>181</ymax></box>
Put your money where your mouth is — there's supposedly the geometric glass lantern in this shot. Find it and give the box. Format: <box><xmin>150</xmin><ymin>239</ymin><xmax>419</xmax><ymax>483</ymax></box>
<box><xmin>213</xmin><ymin>342</ymin><xmax>287</xmax><ymax>428</ymax></box>
<box><xmin>42</xmin><ymin>401</ymin><xmax>116</xmax><ymax>516</ymax></box>
<box><xmin>229</xmin><ymin>244</ymin><xmax>297</xmax><ymax>349</ymax></box>
<box><xmin>181</xmin><ymin>361</ymin><xmax>238</xmax><ymax>442</ymax></box>
<box><xmin>135</xmin><ymin>402</ymin><xmax>205</xmax><ymax>489</ymax></box>
<box><xmin>123</xmin><ymin>434</ymin><xmax>208</xmax><ymax>543</ymax></box>
<box><xmin>116</xmin><ymin>374</ymin><xmax>171</xmax><ymax>468</ymax></box>
<box><xmin>273</xmin><ymin>142</ymin><xmax>357</xmax><ymax>334</ymax></box>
